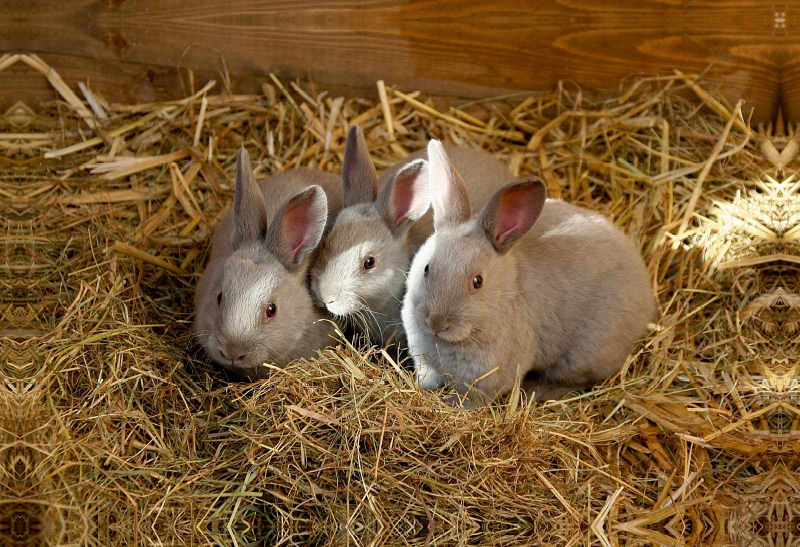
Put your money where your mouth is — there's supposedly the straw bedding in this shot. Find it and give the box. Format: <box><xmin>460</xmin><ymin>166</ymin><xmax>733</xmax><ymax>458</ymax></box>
<box><xmin>1</xmin><ymin>55</ymin><xmax>798</xmax><ymax>546</ymax></box>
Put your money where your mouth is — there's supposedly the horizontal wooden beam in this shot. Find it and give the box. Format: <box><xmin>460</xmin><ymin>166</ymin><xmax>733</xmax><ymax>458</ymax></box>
<box><xmin>2</xmin><ymin>1</ymin><xmax>798</xmax><ymax>122</ymax></box>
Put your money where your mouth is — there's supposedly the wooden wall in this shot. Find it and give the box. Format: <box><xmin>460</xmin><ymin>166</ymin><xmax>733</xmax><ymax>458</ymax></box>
<box><xmin>3</xmin><ymin>0</ymin><xmax>799</xmax><ymax>123</ymax></box>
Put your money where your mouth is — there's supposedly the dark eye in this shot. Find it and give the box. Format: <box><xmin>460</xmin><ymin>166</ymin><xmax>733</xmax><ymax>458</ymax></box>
<box><xmin>217</xmin><ymin>292</ymin><xmax>222</xmax><ymax>306</ymax></box>
<box><xmin>363</xmin><ymin>256</ymin><xmax>376</xmax><ymax>270</ymax></box>
<box><xmin>472</xmin><ymin>275</ymin><xmax>483</xmax><ymax>290</ymax></box>
<box><xmin>265</xmin><ymin>303</ymin><xmax>277</xmax><ymax>320</ymax></box>
<box><xmin>424</xmin><ymin>264</ymin><xmax>429</xmax><ymax>278</ymax></box>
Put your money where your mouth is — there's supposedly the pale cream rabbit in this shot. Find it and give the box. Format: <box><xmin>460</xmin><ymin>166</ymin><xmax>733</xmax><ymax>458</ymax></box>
<box><xmin>402</xmin><ymin>141</ymin><xmax>656</xmax><ymax>404</ymax></box>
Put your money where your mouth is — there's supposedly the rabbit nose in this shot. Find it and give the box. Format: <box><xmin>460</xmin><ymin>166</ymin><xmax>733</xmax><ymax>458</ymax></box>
<box><xmin>424</xmin><ymin>312</ymin><xmax>450</xmax><ymax>335</ymax></box>
<box><xmin>218</xmin><ymin>345</ymin><xmax>247</xmax><ymax>363</ymax></box>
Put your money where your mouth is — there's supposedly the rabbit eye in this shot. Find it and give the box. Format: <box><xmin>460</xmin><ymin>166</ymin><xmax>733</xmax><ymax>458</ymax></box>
<box><xmin>472</xmin><ymin>275</ymin><xmax>483</xmax><ymax>290</ymax></box>
<box><xmin>424</xmin><ymin>264</ymin><xmax>429</xmax><ymax>278</ymax></box>
<box><xmin>363</xmin><ymin>256</ymin><xmax>376</xmax><ymax>271</ymax></box>
<box><xmin>265</xmin><ymin>303</ymin><xmax>277</xmax><ymax>320</ymax></box>
<box><xmin>217</xmin><ymin>292</ymin><xmax>222</xmax><ymax>306</ymax></box>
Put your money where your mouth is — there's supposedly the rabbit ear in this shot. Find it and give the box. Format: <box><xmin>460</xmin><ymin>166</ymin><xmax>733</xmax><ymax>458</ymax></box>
<box><xmin>232</xmin><ymin>149</ymin><xmax>270</xmax><ymax>250</ymax></box>
<box><xmin>342</xmin><ymin>124</ymin><xmax>378</xmax><ymax>207</ymax></box>
<box><xmin>427</xmin><ymin>140</ymin><xmax>471</xmax><ymax>230</ymax></box>
<box><xmin>376</xmin><ymin>159</ymin><xmax>429</xmax><ymax>235</ymax></box>
<box><xmin>479</xmin><ymin>178</ymin><xmax>547</xmax><ymax>253</ymax></box>
<box><xmin>265</xmin><ymin>185</ymin><xmax>328</xmax><ymax>270</ymax></box>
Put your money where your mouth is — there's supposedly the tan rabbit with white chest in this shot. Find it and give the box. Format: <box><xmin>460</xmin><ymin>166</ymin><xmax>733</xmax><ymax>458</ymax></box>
<box><xmin>194</xmin><ymin>150</ymin><xmax>342</xmax><ymax>379</ymax></box>
<box><xmin>402</xmin><ymin>141</ymin><xmax>656</xmax><ymax>404</ymax></box>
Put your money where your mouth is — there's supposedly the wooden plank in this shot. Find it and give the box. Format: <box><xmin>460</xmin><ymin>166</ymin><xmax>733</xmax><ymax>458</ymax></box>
<box><xmin>0</xmin><ymin>53</ymin><xmax>231</xmax><ymax>107</ymax></box>
<box><xmin>1</xmin><ymin>0</ymin><xmax>796</xmax><ymax>122</ymax></box>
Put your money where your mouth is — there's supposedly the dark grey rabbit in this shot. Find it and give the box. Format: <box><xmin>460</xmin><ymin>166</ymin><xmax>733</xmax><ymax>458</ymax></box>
<box><xmin>194</xmin><ymin>150</ymin><xmax>342</xmax><ymax>379</ymax></box>
<box><xmin>309</xmin><ymin>125</ymin><xmax>515</xmax><ymax>350</ymax></box>
<box><xmin>402</xmin><ymin>140</ymin><xmax>657</xmax><ymax>404</ymax></box>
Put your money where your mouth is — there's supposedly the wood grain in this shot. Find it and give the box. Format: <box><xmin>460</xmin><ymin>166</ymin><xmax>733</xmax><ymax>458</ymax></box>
<box><xmin>2</xmin><ymin>0</ymin><xmax>799</xmax><ymax>122</ymax></box>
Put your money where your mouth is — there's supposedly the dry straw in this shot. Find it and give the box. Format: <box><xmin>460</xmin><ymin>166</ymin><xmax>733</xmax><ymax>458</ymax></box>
<box><xmin>1</xmin><ymin>55</ymin><xmax>798</xmax><ymax>547</ymax></box>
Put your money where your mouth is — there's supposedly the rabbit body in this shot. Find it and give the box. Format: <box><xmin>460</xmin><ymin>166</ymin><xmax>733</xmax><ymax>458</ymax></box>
<box><xmin>402</xmin><ymin>142</ymin><xmax>656</xmax><ymax>403</ymax></box>
<box><xmin>310</xmin><ymin>126</ymin><xmax>515</xmax><ymax>350</ymax></box>
<box><xmin>194</xmin><ymin>154</ymin><xmax>343</xmax><ymax>380</ymax></box>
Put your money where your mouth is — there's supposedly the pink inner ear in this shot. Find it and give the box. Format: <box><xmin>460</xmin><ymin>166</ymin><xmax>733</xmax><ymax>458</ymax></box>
<box><xmin>392</xmin><ymin>168</ymin><xmax>428</xmax><ymax>227</ymax></box>
<box><xmin>282</xmin><ymin>203</ymin><xmax>315</xmax><ymax>262</ymax></box>
<box><xmin>494</xmin><ymin>187</ymin><xmax>536</xmax><ymax>245</ymax></box>
<box><xmin>431</xmin><ymin>185</ymin><xmax>448</xmax><ymax>222</ymax></box>
<box><xmin>428</xmin><ymin>142</ymin><xmax>452</xmax><ymax>220</ymax></box>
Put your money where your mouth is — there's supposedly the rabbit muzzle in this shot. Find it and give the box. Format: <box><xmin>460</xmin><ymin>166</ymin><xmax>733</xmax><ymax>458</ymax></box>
<box><xmin>319</xmin><ymin>286</ymin><xmax>357</xmax><ymax>317</ymax></box>
<box><xmin>313</xmin><ymin>265</ymin><xmax>359</xmax><ymax>316</ymax></box>
<box><xmin>214</xmin><ymin>326</ymin><xmax>264</xmax><ymax>367</ymax></box>
<box><xmin>424</xmin><ymin>310</ymin><xmax>452</xmax><ymax>337</ymax></box>
<box><xmin>419</xmin><ymin>301</ymin><xmax>474</xmax><ymax>343</ymax></box>
<box><xmin>216</xmin><ymin>340</ymin><xmax>252</xmax><ymax>365</ymax></box>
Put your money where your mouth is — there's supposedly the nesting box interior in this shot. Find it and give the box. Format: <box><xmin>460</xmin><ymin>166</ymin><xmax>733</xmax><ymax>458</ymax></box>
<box><xmin>2</xmin><ymin>2</ymin><xmax>800</xmax><ymax>547</ymax></box>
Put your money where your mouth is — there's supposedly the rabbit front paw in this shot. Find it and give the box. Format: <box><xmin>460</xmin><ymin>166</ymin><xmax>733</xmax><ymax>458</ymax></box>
<box><xmin>415</xmin><ymin>359</ymin><xmax>445</xmax><ymax>390</ymax></box>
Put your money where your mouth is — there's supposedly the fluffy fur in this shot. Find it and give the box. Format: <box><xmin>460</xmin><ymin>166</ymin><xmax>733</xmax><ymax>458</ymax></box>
<box><xmin>402</xmin><ymin>141</ymin><xmax>657</xmax><ymax>404</ymax></box>
<box><xmin>309</xmin><ymin>125</ymin><xmax>516</xmax><ymax>350</ymax></box>
<box><xmin>194</xmin><ymin>150</ymin><xmax>343</xmax><ymax>379</ymax></box>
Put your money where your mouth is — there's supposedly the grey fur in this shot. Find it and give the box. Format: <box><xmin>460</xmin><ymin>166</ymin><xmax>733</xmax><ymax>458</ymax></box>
<box><xmin>310</xmin><ymin>127</ymin><xmax>516</xmax><ymax>350</ymax></box>
<box><xmin>194</xmin><ymin>151</ymin><xmax>343</xmax><ymax>379</ymax></box>
<box><xmin>232</xmin><ymin>149</ymin><xmax>269</xmax><ymax>250</ymax></box>
<box><xmin>402</xmin><ymin>140</ymin><xmax>657</xmax><ymax>404</ymax></box>
<box><xmin>342</xmin><ymin>125</ymin><xmax>378</xmax><ymax>207</ymax></box>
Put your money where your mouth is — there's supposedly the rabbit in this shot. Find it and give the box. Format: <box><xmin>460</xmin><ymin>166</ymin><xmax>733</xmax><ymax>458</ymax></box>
<box><xmin>194</xmin><ymin>149</ymin><xmax>343</xmax><ymax>380</ymax></box>
<box><xmin>402</xmin><ymin>140</ymin><xmax>657</xmax><ymax>405</ymax></box>
<box><xmin>309</xmin><ymin>125</ymin><xmax>516</xmax><ymax>351</ymax></box>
